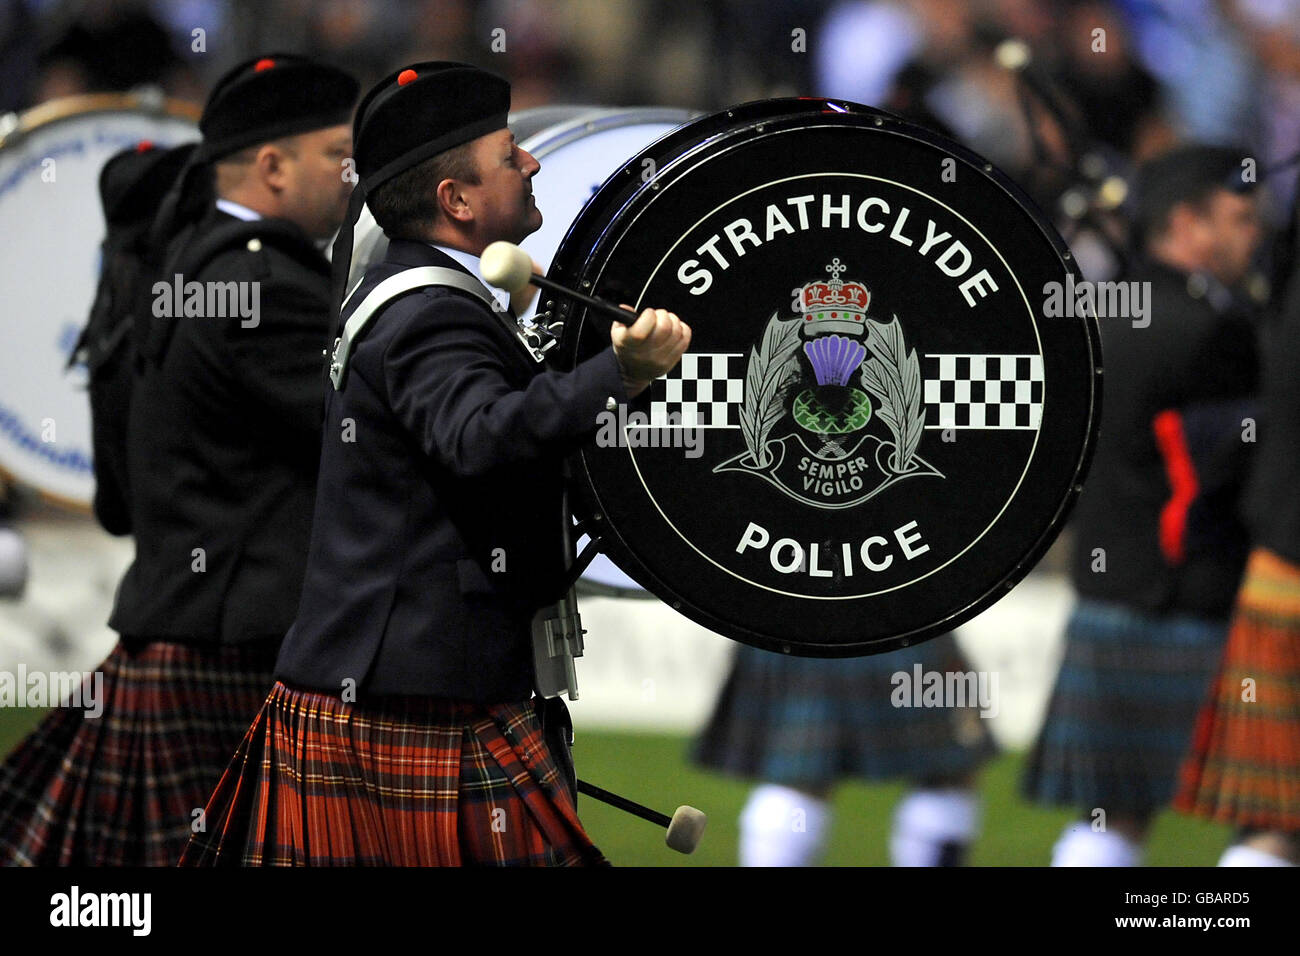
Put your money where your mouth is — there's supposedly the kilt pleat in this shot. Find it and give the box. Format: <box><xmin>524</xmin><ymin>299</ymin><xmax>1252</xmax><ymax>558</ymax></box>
<box><xmin>1175</xmin><ymin>549</ymin><xmax>1300</xmax><ymax>830</ymax></box>
<box><xmin>1021</xmin><ymin>598</ymin><xmax>1227</xmax><ymax>814</ymax></box>
<box><xmin>692</xmin><ymin>634</ymin><xmax>996</xmax><ymax>789</ymax></box>
<box><xmin>0</xmin><ymin>639</ymin><xmax>277</xmax><ymax>866</ymax></box>
<box><xmin>180</xmin><ymin>681</ymin><xmax>607</xmax><ymax>866</ymax></box>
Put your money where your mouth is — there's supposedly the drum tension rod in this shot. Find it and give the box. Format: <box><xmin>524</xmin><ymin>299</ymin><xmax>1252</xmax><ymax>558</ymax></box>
<box><xmin>558</xmin><ymin>537</ymin><xmax>602</xmax><ymax>594</ymax></box>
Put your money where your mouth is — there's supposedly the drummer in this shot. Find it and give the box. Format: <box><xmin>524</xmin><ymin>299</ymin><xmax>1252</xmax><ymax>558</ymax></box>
<box><xmin>183</xmin><ymin>62</ymin><xmax>691</xmax><ymax>866</ymax></box>
<box><xmin>0</xmin><ymin>53</ymin><xmax>359</xmax><ymax>866</ymax></box>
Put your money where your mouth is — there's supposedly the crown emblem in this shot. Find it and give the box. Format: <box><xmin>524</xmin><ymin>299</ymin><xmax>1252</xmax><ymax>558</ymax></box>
<box><xmin>798</xmin><ymin>258</ymin><xmax>870</xmax><ymax>337</ymax></box>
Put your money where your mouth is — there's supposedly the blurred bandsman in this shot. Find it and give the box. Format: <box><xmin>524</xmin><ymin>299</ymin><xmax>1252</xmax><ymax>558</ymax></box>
<box><xmin>0</xmin><ymin>53</ymin><xmax>358</xmax><ymax>866</ymax></box>
<box><xmin>1022</xmin><ymin>145</ymin><xmax>1263</xmax><ymax>866</ymax></box>
<box><xmin>75</xmin><ymin>139</ymin><xmax>200</xmax><ymax>536</ymax></box>
<box><xmin>694</xmin><ymin>637</ymin><xmax>995</xmax><ymax>866</ymax></box>
<box><xmin>1176</xmin><ymin>194</ymin><xmax>1300</xmax><ymax>867</ymax></box>
<box><xmin>182</xmin><ymin>62</ymin><xmax>689</xmax><ymax>867</ymax></box>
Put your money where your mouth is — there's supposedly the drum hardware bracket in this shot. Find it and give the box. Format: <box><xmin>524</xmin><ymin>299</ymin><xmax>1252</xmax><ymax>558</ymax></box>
<box><xmin>533</xmin><ymin>482</ymin><xmax>595</xmax><ymax>701</ymax></box>
<box><xmin>532</xmin><ymin>591</ymin><xmax>585</xmax><ymax>701</ymax></box>
<box><xmin>518</xmin><ymin>318</ymin><xmax>561</xmax><ymax>362</ymax></box>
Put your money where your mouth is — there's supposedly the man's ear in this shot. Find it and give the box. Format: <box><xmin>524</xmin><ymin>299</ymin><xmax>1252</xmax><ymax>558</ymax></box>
<box><xmin>436</xmin><ymin>177</ymin><xmax>473</xmax><ymax>224</ymax></box>
<box><xmin>257</xmin><ymin>143</ymin><xmax>291</xmax><ymax>194</ymax></box>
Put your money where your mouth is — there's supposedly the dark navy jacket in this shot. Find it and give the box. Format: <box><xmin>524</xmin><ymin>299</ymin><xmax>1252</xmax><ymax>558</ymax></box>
<box><xmin>1069</xmin><ymin>258</ymin><xmax>1259</xmax><ymax>618</ymax></box>
<box><xmin>274</xmin><ymin>240</ymin><xmax>627</xmax><ymax>702</ymax></box>
<box><xmin>109</xmin><ymin>208</ymin><xmax>332</xmax><ymax>644</ymax></box>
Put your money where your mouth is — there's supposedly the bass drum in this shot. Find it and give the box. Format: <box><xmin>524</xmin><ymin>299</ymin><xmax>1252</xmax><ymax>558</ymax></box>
<box><xmin>0</xmin><ymin>93</ymin><xmax>199</xmax><ymax>509</ymax></box>
<box><xmin>549</xmin><ymin>98</ymin><xmax>1102</xmax><ymax>655</ymax></box>
<box><xmin>345</xmin><ymin>105</ymin><xmax>695</xmax><ymax>596</ymax></box>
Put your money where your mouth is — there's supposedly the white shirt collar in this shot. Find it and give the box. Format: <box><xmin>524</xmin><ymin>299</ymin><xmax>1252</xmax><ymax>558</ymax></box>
<box><xmin>215</xmin><ymin>198</ymin><xmax>262</xmax><ymax>222</ymax></box>
<box><xmin>431</xmin><ymin>243</ymin><xmax>510</xmax><ymax>313</ymax></box>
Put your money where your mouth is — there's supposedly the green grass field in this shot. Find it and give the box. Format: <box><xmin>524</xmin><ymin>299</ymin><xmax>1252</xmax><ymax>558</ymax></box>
<box><xmin>571</xmin><ymin>729</ymin><xmax>1234</xmax><ymax>866</ymax></box>
<box><xmin>0</xmin><ymin>709</ymin><xmax>1233</xmax><ymax>866</ymax></box>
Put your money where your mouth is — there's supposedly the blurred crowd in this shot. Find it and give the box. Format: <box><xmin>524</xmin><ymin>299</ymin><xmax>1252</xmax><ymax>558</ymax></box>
<box><xmin>2</xmin><ymin>0</ymin><xmax>1298</xmax><ymax>278</ymax></box>
<box><xmin>0</xmin><ymin>4</ymin><xmax>1292</xmax><ymax>157</ymax></box>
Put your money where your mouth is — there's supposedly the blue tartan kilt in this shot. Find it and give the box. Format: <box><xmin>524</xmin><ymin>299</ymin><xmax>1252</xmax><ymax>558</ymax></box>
<box><xmin>692</xmin><ymin>633</ymin><xmax>996</xmax><ymax>790</ymax></box>
<box><xmin>1021</xmin><ymin>598</ymin><xmax>1227</xmax><ymax>815</ymax></box>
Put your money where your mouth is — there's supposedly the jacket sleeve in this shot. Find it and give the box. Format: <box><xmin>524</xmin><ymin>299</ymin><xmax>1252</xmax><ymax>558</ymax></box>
<box><xmin>381</xmin><ymin>291</ymin><xmax>628</xmax><ymax>477</ymax></box>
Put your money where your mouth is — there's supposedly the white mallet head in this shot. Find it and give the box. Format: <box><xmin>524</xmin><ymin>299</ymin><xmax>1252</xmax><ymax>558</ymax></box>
<box><xmin>481</xmin><ymin>240</ymin><xmax>534</xmax><ymax>296</ymax></box>
<box><xmin>995</xmin><ymin>39</ymin><xmax>1031</xmax><ymax>71</ymax></box>
<box><xmin>665</xmin><ymin>805</ymin><xmax>707</xmax><ymax>854</ymax></box>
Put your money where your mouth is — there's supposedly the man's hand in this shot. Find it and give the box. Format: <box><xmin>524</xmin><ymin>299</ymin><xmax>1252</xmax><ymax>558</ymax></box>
<box><xmin>610</xmin><ymin>307</ymin><xmax>691</xmax><ymax>399</ymax></box>
<box><xmin>508</xmin><ymin>255</ymin><xmax>544</xmax><ymax>315</ymax></box>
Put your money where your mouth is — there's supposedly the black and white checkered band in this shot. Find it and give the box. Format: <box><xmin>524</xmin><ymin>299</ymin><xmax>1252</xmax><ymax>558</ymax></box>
<box><xmin>921</xmin><ymin>354</ymin><xmax>1044</xmax><ymax>430</ymax></box>
<box><xmin>641</xmin><ymin>352</ymin><xmax>1044</xmax><ymax>430</ymax></box>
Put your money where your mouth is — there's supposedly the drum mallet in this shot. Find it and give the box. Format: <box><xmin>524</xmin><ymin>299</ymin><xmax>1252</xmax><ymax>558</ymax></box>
<box><xmin>578</xmin><ymin>778</ymin><xmax>707</xmax><ymax>854</ymax></box>
<box><xmin>481</xmin><ymin>241</ymin><xmax>638</xmax><ymax>324</ymax></box>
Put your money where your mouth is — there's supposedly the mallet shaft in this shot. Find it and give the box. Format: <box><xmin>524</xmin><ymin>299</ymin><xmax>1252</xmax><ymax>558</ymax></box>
<box><xmin>577</xmin><ymin>778</ymin><xmax>672</xmax><ymax>828</ymax></box>
<box><xmin>529</xmin><ymin>274</ymin><xmax>638</xmax><ymax>326</ymax></box>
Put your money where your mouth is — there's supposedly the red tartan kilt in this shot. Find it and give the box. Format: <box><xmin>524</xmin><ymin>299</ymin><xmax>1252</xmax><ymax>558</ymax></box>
<box><xmin>0</xmin><ymin>639</ymin><xmax>278</xmax><ymax>866</ymax></box>
<box><xmin>181</xmin><ymin>681</ymin><xmax>608</xmax><ymax>866</ymax></box>
<box><xmin>1175</xmin><ymin>548</ymin><xmax>1300</xmax><ymax>830</ymax></box>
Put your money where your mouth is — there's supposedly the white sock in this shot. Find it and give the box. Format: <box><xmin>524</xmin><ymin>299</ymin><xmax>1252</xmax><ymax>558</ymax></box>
<box><xmin>739</xmin><ymin>784</ymin><xmax>830</xmax><ymax>867</ymax></box>
<box><xmin>1051</xmin><ymin>823</ymin><xmax>1142</xmax><ymax>866</ymax></box>
<box><xmin>889</xmin><ymin>788</ymin><xmax>980</xmax><ymax>866</ymax></box>
<box><xmin>1218</xmin><ymin>844</ymin><xmax>1296</xmax><ymax>867</ymax></box>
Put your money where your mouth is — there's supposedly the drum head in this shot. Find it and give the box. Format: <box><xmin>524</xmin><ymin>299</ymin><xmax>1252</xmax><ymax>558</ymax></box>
<box><xmin>550</xmin><ymin>99</ymin><xmax>1101</xmax><ymax>656</ymax></box>
<box><xmin>0</xmin><ymin>94</ymin><xmax>199</xmax><ymax>509</ymax></box>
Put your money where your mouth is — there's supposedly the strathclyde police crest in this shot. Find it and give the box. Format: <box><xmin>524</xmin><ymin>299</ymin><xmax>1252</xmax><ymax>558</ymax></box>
<box><xmin>713</xmin><ymin>257</ymin><xmax>944</xmax><ymax>509</ymax></box>
<box><xmin>549</xmin><ymin>99</ymin><xmax>1099</xmax><ymax>656</ymax></box>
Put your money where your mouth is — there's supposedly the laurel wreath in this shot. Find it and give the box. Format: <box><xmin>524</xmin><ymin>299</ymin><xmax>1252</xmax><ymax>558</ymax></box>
<box><xmin>859</xmin><ymin>316</ymin><xmax>925</xmax><ymax>473</ymax></box>
<box><xmin>739</xmin><ymin>313</ymin><xmax>801</xmax><ymax>468</ymax></box>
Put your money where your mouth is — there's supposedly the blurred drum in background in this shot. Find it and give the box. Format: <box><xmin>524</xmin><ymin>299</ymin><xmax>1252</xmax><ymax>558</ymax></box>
<box><xmin>346</xmin><ymin>105</ymin><xmax>694</xmax><ymax>597</ymax></box>
<box><xmin>0</xmin><ymin>92</ymin><xmax>199</xmax><ymax>509</ymax></box>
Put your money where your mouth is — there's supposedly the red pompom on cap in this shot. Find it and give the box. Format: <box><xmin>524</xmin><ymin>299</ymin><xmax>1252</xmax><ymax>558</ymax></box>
<box><xmin>254</xmin><ymin>58</ymin><xmax>276</xmax><ymax>72</ymax></box>
<box><xmin>397</xmin><ymin>68</ymin><xmax>418</xmax><ymax>86</ymax></box>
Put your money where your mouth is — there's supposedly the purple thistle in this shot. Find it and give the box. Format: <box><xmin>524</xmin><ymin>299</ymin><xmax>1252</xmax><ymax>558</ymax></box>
<box><xmin>804</xmin><ymin>334</ymin><xmax>867</xmax><ymax>386</ymax></box>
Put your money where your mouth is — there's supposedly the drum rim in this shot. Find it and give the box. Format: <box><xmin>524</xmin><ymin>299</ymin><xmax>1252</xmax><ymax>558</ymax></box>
<box><xmin>0</xmin><ymin>92</ymin><xmax>201</xmax><ymax>515</ymax></box>
<box><xmin>0</xmin><ymin>91</ymin><xmax>201</xmax><ymax>150</ymax></box>
<box><xmin>552</xmin><ymin>97</ymin><xmax>1102</xmax><ymax>656</ymax></box>
<box><xmin>516</xmin><ymin>106</ymin><xmax>697</xmax><ymax>161</ymax></box>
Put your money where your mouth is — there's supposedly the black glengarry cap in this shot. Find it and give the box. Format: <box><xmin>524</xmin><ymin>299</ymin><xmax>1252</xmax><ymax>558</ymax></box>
<box><xmin>200</xmin><ymin>52</ymin><xmax>359</xmax><ymax>161</ymax></box>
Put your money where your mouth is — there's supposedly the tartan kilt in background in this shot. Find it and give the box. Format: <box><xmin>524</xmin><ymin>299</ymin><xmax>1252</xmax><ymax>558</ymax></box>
<box><xmin>692</xmin><ymin>633</ymin><xmax>997</xmax><ymax>790</ymax></box>
<box><xmin>0</xmin><ymin>638</ymin><xmax>277</xmax><ymax>866</ymax></box>
<box><xmin>1021</xmin><ymin>598</ymin><xmax>1227</xmax><ymax>815</ymax></box>
<box><xmin>180</xmin><ymin>681</ymin><xmax>608</xmax><ymax>866</ymax></box>
<box><xmin>1175</xmin><ymin>549</ymin><xmax>1300</xmax><ymax>830</ymax></box>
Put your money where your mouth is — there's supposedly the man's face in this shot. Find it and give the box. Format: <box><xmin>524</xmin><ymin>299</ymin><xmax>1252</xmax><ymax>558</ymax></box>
<box><xmin>1199</xmin><ymin>189</ymin><xmax>1262</xmax><ymax>286</ymax></box>
<box><xmin>462</xmin><ymin>128</ymin><xmax>541</xmax><ymax>245</ymax></box>
<box><xmin>276</xmin><ymin>124</ymin><xmax>354</xmax><ymax>241</ymax></box>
